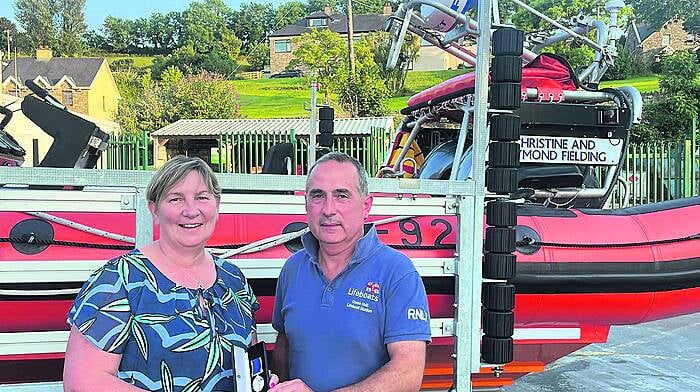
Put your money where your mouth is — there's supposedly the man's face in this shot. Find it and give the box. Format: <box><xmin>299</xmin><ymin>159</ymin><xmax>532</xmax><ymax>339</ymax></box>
<box><xmin>305</xmin><ymin>160</ymin><xmax>373</xmax><ymax>249</ymax></box>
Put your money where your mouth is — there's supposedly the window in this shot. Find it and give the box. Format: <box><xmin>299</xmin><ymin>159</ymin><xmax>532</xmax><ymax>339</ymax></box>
<box><xmin>102</xmin><ymin>96</ymin><xmax>107</xmax><ymax>111</ymax></box>
<box><xmin>353</xmin><ymin>34</ymin><xmax>362</xmax><ymax>42</ymax></box>
<box><xmin>308</xmin><ymin>18</ymin><xmax>328</xmax><ymax>27</ymax></box>
<box><xmin>9</xmin><ymin>88</ymin><xmax>19</xmax><ymax>97</ymax></box>
<box><xmin>662</xmin><ymin>34</ymin><xmax>671</xmax><ymax>46</ymax></box>
<box><xmin>63</xmin><ymin>90</ymin><xmax>74</xmax><ymax>106</ymax></box>
<box><xmin>275</xmin><ymin>39</ymin><xmax>291</xmax><ymax>53</ymax></box>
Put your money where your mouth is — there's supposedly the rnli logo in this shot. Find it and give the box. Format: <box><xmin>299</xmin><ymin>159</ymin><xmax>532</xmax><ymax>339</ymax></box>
<box><xmin>366</xmin><ymin>281</ymin><xmax>380</xmax><ymax>294</ymax></box>
<box><xmin>407</xmin><ymin>308</ymin><xmax>428</xmax><ymax>321</ymax></box>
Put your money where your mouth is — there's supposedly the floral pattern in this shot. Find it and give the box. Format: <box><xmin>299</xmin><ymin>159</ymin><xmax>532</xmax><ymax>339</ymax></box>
<box><xmin>67</xmin><ymin>250</ymin><xmax>259</xmax><ymax>391</ymax></box>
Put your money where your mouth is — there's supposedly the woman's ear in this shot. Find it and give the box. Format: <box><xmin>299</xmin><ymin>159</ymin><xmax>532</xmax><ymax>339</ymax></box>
<box><xmin>147</xmin><ymin>201</ymin><xmax>159</xmax><ymax>225</ymax></box>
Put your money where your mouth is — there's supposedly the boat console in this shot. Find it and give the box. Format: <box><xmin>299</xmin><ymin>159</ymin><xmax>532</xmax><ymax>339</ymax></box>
<box><xmin>380</xmin><ymin>0</ymin><xmax>640</xmax><ymax>209</ymax></box>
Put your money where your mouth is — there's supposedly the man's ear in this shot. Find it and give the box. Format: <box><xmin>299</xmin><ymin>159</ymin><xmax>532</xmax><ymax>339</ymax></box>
<box><xmin>363</xmin><ymin>195</ymin><xmax>373</xmax><ymax>220</ymax></box>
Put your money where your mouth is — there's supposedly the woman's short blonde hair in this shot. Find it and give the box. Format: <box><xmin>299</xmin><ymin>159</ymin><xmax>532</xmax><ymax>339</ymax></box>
<box><xmin>146</xmin><ymin>155</ymin><xmax>221</xmax><ymax>206</ymax></box>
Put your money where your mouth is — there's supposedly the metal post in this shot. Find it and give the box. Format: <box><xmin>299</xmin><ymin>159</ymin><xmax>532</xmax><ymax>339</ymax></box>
<box><xmin>347</xmin><ymin>0</ymin><xmax>356</xmax><ymax>76</ymax></box>
<box><xmin>142</xmin><ymin>130</ymin><xmax>148</xmax><ymax>170</ymax></box>
<box><xmin>134</xmin><ymin>188</ymin><xmax>153</xmax><ymax>247</ymax></box>
<box><xmin>309</xmin><ymin>82</ymin><xmax>319</xmax><ymax>167</ymax></box>
<box><xmin>32</xmin><ymin>139</ymin><xmax>39</xmax><ymax>167</ymax></box>
<box><xmin>693</xmin><ymin>117</ymin><xmax>697</xmax><ymax>196</ymax></box>
<box><xmin>454</xmin><ymin>0</ymin><xmax>492</xmax><ymax>389</ymax></box>
<box><xmin>290</xmin><ymin>129</ymin><xmax>297</xmax><ymax>175</ymax></box>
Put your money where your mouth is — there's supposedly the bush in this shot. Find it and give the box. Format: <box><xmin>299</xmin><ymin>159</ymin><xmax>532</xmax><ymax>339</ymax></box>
<box><xmin>151</xmin><ymin>45</ymin><xmax>239</xmax><ymax>80</ymax></box>
<box><xmin>115</xmin><ymin>69</ymin><xmax>241</xmax><ymax>135</ymax></box>
<box><xmin>247</xmin><ymin>43</ymin><xmax>270</xmax><ymax>71</ymax></box>
<box><xmin>337</xmin><ymin>39</ymin><xmax>390</xmax><ymax>117</ymax></box>
<box><xmin>634</xmin><ymin>50</ymin><xmax>700</xmax><ymax>142</ymax></box>
<box><xmin>338</xmin><ymin>76</ymin><xmax>389</xmax><ymax>117</ymax></box>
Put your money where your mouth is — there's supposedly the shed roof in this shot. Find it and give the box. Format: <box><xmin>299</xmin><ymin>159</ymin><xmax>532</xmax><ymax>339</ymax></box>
<box><xmin>151</xmin><ymin>117</ymin><xmax>394</xmax><ymax>137</ymax></box>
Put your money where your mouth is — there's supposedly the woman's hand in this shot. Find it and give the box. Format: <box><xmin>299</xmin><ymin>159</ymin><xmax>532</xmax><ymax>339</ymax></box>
<box><xmin>269</xmin><ymin>378</ymin><xmax>313</xmax><ymax>392</ymax></box>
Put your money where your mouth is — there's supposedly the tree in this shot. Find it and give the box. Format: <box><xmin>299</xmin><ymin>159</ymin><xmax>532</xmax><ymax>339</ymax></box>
<box><xmin>363</xmin><ymin>31</ymin><xmax>419</xmax><ymax>95</ymax></box>
<box><xmin>274</xmin><ymin>1</ymin><xmax>307</xmax><ymax>30</ymax></box>
<box><xmin>14</xmin><ymin>0</ymin><xmax>87</xmax><ymax>55</ymax></box>
<box><xmin>54</xmin><ymin>0</ymin><xmax>87</xmax><ymax>55</ymax></box>
<box><xmin>630</xmin><ymin>0</ymin><xmax>699</xmax><ymax>30</ymax></box>
<box><xmin>14</xmin><ymin>0</ymin><xmax>56</xmax><ymax>51</ymax></box>
<box><xmin>247</xmin><ymin>43</ymin><xmax>270</xmax><ymax>70</ymax></box>
<box><xmin>101</xmin><ymin>16</ymin><xmax>140</xmax><ymax>53</ymax></box>
<box><xmin>151</xmin><ymin>44</ymin><xmax>240</xmax><ymax>80</ymax></box>
<box><xmin>144</xmin><ymin>12</ymin><xmax>182</xmax><ymax>54</ymax></box>
<box><xmin>114</xmin><ymin>69</ymin><xmax>241</xmax><ymax>135</ymax></box>
<box><xmin>341</xmin><ymin>0</ymin><xmax>387</xmax><ymax>14</ymax></box>
<box><xmin>231</xmin><ymin>2</ymin><xmax>275</xmax><ymax>54</ymax></box>
<box><xmin>633</xmin><ymin>50</ymin><xmax>700</xmax><ymax>142</ymax></box>
<box><xmin>181</xmin><ymin>0</ymin><xmax>235</xmax><ymax>56</ymax></box>
<box><xmin>291</xmin><ymin>29</ymin><xmax>347</xmax><ymax>91</ymax></box>
<box><xmin>338</xmin><ymin>38</ymin><xmax>389</xmax><ymax>116</ymax></box>
<box><xmin>0</xmin><ymin>17</ymin><xmax>18</xmax><ymax>50</ymax></box>
<box><xmin>305</xmin><ymin>0</ymin><xmax>340</xmax><ymax>13</ymax></box>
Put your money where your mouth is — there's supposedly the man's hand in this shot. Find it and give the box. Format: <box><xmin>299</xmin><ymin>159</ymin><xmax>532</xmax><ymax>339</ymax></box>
<box><xmin>269</xmin><ymin>378</ymin><xmax>313</xmax><ymax>392</ymax></box>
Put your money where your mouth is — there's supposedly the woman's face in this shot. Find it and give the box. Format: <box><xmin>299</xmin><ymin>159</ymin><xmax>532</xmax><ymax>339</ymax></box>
<box><xmin>149</xmin><ymin>170</ymin><xmax>220</xmax><ymax>250</ymax></box>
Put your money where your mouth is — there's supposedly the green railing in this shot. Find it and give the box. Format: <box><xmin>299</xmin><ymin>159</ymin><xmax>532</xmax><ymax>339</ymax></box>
<box><xmin>607</xmin><ymin>127</ymin><xmax>699</xmax><ymax>207</ymax></box>
<box><xmin>213</xmin><ymin>127</ymin><xmax>392</xmax><ymax>176</ymax></box>
<box><xmin>104</xmin><ymin>130</ymin><xmax>150</xmax><ymax>170</ymax></box>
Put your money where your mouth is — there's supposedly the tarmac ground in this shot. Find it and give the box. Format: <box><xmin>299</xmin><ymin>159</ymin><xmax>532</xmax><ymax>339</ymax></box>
<box><xmin>503</xmin><ymin>312</ymin><xmax>700</xmax><ymax>392</ymax></box>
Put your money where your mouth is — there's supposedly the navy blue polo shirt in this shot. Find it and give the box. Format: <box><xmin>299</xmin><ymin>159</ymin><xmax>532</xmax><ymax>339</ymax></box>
<box><xmin>272</xmin><ymin>226</ymin><xmax>431</xmax><ymax>392</ymax></box>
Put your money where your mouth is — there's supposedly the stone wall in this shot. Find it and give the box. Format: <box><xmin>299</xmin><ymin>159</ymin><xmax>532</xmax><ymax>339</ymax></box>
<box><xmin>269</xmin><ymin>36</ymin><xmax>296</xmax><ymax>74</ymax></box>
<box><xmin>642</xmin><ymin>19</ymin><xmax>697</xmax><ymax>53</ymax></box>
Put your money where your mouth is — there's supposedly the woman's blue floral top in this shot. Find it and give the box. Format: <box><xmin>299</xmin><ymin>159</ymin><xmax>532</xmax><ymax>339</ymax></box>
<box><xmin>67</xmin><ymin>249</ymin><xmax>259</xmax><ymax>391</ymax></box>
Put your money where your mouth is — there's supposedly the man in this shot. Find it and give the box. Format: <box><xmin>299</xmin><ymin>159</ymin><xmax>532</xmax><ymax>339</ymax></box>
<box><xmin>270</xmin><ymin>152</ymin><xmax>431</xmax><ymax>392</ymax></box>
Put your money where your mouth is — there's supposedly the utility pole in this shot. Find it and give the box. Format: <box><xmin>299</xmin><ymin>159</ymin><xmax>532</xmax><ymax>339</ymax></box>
<box><xmin>346</xmin><ymin>0</ymin><xmax>355</xmax><ymax>76</ymax></box>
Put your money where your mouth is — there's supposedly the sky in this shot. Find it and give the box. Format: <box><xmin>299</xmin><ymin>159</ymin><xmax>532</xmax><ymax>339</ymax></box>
<box><xmin>0</xmin><ymin>0</ymin><xmax>287</xmax><ymax>31</ymax></box>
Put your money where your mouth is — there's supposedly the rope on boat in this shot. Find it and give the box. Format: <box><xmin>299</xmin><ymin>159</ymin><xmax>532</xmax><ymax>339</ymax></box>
<box><xmin>211</xmin><ymin>215</ymin><xmax>416</xmax><ymax>258</ymax></box>
<box><xmin>0</xmin><ymin>288</ymin><xmax>80</xmax><ymax>296</ymax></box>
<box><xmin>1</xmin><ymin>216</ymin><xmax>421</xmax><ymax>253</ymax></box>
<box><xmin>0</xmin><ymin>237</ymin><xmax>134</xmax><ymax>250</ymax></box>
<box><xmin>517</xmin><ymin>233</ymin><xmax>700</xmax><ymax>248</ymax></box>
<box><xmin>25</xmin><ymin>212</ymin><xmax>136</xmax><ymax>244</ymax></box>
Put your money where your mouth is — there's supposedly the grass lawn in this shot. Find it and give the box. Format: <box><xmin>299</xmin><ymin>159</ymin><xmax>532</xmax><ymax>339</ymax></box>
<box><xmin>600</xmin><ymin>76</ymin><xmax>659</xmax><ymax>93</ymax></box>
<box><xmin>231</xmin><ymin>77</ymin><xmax>317</xmax><ymax>118</ymax></box>
<box><xmin>232</xmin><ymin>69</ymin><xmax>470</xmax><ymax>118</ymax></box>
<box><xmin>229</xmin><ymin>70</ymin><xmax>660</xmax><ymax>118</ymax></box>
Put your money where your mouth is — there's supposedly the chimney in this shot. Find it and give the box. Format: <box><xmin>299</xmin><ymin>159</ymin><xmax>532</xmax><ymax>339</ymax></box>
<box><xmin>383</xmin><ymin>2</ymin><xmax>393</xmax><ymax>16</ymax></box>
<box><xmin>36</xmin><ymin>46</ymin><xmax>53</xmax><ymax>61</ymax></box>
<box><xmin>324</xmin><ymin>3</ymin><xmax>332</xmax><ymax>14</ymax></box>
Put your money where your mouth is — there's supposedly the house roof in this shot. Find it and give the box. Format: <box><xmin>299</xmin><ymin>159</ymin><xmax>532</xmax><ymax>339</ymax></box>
<box><xmin>270</xmin><ymin>12</ymin><xmax>388</xmax><ymax>37</ymax></box>
<box><xmin>1</xmin><ymin>58</ymin><xmax>105</xmax><ymax>88</ymax></box>
<box><xmin>634</xmin><ymin>23</ymin><xmax>655</xmax><ymax>44</ymax></box>
<box><xmin>152</xmin><ymin>117</ymin><xmax>394</xmax><ymax>137</ymax></box>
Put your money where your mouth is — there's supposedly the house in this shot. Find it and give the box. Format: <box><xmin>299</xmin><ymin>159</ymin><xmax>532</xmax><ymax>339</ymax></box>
<box><xmin>268</xmin><ymin>5</ymin><xmax>466</xmax><ymax>74</ymax></box>
<box><xmin>626</xmin><ymin>18</ymin><xmax>699</xmax><ymax>58</ymax></box>
<box><xmin>1</xmin><ymin>47</ymin><xmax>121</xmax><ymax>121</ymax></box>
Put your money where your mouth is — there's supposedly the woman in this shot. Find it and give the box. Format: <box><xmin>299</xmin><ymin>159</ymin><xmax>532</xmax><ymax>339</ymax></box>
<box><xmin>64</xmin><ymin>155</ymin><xmax>268</xmax><ymax>391</ymax></box>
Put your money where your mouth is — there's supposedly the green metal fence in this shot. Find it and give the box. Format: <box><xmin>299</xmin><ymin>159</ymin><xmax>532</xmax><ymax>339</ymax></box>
<box><xmin>607</xmin><ymin>124</ymin><xmax>699</xmax><ymax>207</ymax></box>
<box><xmin>104</xmin><ymin>130</ymin><xmax>150</xmax><ymax>170</ymax></box>
<box><xmin>213</xmin><ymin>127</ymin><xmax>392</xmax><ymax>176</ymax></box>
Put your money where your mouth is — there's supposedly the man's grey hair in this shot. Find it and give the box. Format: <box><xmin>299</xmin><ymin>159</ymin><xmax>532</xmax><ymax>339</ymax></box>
<box><xmin>307</xmin><ymin>152</ymin><xmax>369</xmax><ymax>196</ymax></box>
<box><xmin>147</xmin><ymin>155</ymin><xmax>221</xmax><ymax>206</ymax></box>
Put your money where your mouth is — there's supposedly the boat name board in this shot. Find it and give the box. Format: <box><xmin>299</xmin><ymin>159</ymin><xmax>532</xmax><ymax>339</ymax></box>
<box><xmin>519</xmin><ymin>136</ymin><xmax>623</xmax><ymax>165</ymax></box>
